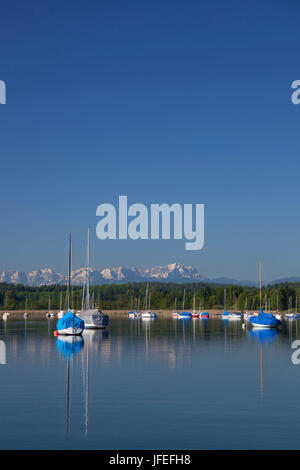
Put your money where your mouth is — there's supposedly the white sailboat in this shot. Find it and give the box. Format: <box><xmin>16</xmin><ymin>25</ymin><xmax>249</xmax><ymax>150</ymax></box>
<box><xmin>46</xmin><ymin>298</ymin><xmax>52</xmax><ymax>318</ymax></box>
<box><xmin>3</xmin><ymin>293</ymin><xmax>10</xmax><ymax>320</ymax></box>
<box><xmin>171</xmin><ymin>297</ymin><xmax>179</xmax><ymax>317</ymax></box>
<box><xmin>79</xmin><ymin>228</ymin><xmax>109</xmax><ymax>329</ymax></box>
<box><xmin>275</xmin><ymin>294</ymin><xmax>282</xmax><ymax>320</ymax></box>
<box><xmin>140</xmin><ymin>284</ymin><xmax>157</xmax><ymax>319</ymax></box>
<box><xmin>192</xmin><ymin>293</ymin><xmax>199</xmax><ymax>317</ymax></box>
<box><xmin>24</xmin><ymin>295</ymin><xmax>29</xmax><ymax>319</ymax></box>
<box><xmin>286</xmin><ymin>296</ymin><xmax>297</xmax><ymax>320</ymax></box>
<box><xmin>57</xmin><ymin>292</ymin><xmax>64</xmax><ymax>319</ymax></box>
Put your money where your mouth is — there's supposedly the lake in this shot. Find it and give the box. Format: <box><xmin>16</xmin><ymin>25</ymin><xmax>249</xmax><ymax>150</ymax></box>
<box><xmin>0</xmin><ymin>316</ymin><xmax>299</xmax><ymax>449</ymax></box>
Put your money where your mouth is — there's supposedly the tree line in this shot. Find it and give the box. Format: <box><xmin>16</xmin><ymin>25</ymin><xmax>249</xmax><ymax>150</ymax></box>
<box><xmin>0</xmin><ymin>281</ymin><xmax>300</xmax><ymax>311</ymax></box>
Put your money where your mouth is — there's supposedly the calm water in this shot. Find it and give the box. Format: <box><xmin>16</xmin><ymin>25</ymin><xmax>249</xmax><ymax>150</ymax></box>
<box><xmin>0</xmin><ymin>316</ymin><xmax>300</xmax><ymax>449</ymax></box>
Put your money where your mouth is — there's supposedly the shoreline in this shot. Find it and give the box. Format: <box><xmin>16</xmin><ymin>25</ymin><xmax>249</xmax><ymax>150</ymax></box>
<box><xmin>0</xmin><ymin>309</ymin><xmax>283</xmax><ymax>319</ymax></box>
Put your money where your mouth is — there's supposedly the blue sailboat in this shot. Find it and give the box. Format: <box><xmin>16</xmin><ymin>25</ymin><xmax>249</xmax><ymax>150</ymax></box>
<box><xmin>249</xmin><ymin>263</ymin><xmax>281</xmax><ymax>329</ymax></box>
<box><xmin>221</xmin><ymin>289</ymin><xmax>230</xmax><ymax>318</ymax></box>
<box><xmin>249</xmin><ymin>309</ymin><xmax>281</xmax><ymax>328</ymax></box>
<box><xmin>56</xmin><ymin>234</ymin><xmax>84</xmax><ymax>336</ymax></box>
<box><xmin>178</xmin><ymin>288</ymin><xmax>192</xmax><ymax>318</ymax></box>
<box><xmin>221</xmin><ymin>310</ymin><xmax>230</xmax><ymax>319</ymax></box>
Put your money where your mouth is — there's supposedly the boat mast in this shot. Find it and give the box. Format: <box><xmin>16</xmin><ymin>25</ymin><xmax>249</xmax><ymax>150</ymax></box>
<box><xmin>182</xmin><ymin>288</ymin><xmax>186</xmax><ymax>311</ymax></box>
<box><xmin>67</xmin><ymin>233</ymin><xmax>72</xmax><ymax>311</ymax></box>
<box><xmin>86</xmin><ymin>227</ymin><xmax>90</xmax><ymax>310</ymax></box>
<box><xmin>259</xmin><ymin>261</ymin><xmax>262</xmax><ymax>309</ymax></box>
<box><xmin>145</xmin><ymin>283</ymin><xmax>149</xmax><ymax>310</ymax></box>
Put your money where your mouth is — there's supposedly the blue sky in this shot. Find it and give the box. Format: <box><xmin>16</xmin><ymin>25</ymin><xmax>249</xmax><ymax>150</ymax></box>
<box><xmin>0</xmin><ymin>0</ymin><xmax>300</xmax><ymax>281</ymax></box>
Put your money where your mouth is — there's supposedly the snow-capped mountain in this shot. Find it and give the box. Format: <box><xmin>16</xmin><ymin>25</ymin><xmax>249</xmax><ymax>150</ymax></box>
<box><xmin>0</xmin><ymin>263</ymin><xmax>209</xmax><ymax>286</ymax></box>
<box><xmin>0</xmin><ymin>263</ymin><xmax>284</xmax><ymax>286</ymax></box>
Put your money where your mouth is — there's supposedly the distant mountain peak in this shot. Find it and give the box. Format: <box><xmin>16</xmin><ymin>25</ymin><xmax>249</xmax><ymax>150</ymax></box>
<box><xmin>0</xmin><ymin>263</ymin><xmax>294</xmax><ymax>286</ymax></box>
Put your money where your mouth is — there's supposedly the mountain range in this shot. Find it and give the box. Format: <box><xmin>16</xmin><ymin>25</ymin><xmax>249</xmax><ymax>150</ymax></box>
<box><xmin>0</xmin><ymin>263</ymin><xmax>297</xmax><ymax>287</ymax></box>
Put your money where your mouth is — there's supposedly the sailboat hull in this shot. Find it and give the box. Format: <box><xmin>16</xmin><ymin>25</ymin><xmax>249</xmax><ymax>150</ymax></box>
<box><xmin>57</xmin><ymin>327</ymin><xmax>84</xmax><ymax>335</ymax></box>
<box><xmin>251</xmin><ymin>323</ymin><xmax>279</xmax><ymax>329</ymax></box>
<box><xmin>79</xmin><ymin>309</ymin><xmax>110</xmax><ymax>329</ymax></box>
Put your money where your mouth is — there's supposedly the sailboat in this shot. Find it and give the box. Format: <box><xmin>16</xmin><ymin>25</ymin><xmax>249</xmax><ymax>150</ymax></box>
<box><xmin>24</xmin><ymin>295</ymin><xmax>29</xmax><ymax>319</ymax></box>
<box><xmin>56</xmin><ymin>234</ymin><xmax>84</xmax><ymax>336</ymax></box>
<box><xmin>221</xmin><ymin>289</ymin><xmax>230</xmax><ymax>319</ymax></box>
<box><xmin>140</xmin><ymin>284</ymin><xmax>157</xmax><ymax>319</ymax></box>
<box><xmin>45</xmin><ymin>298</ymin><xmax>52</xmax><ymax>318</ymax></box>
<box><xmin>275</xmin><ymin>294</ymin><xmax>282</xmax><ymax>320</ymax></box>
<box><xmin>199</xmin><ymin>297</ymin><xmax>209</xmax><ymax>318</ymax></box>
<box><xmin>178</xmin><ymin>288</ymin><xmax>192</xmax><ymax>318</ymax></box>
<box><xmin>171</xmin><ymin>297</ymin><xmax>179</xmax><ymax>317</ymax></box>
<box><xmin>79</xmin><ymin>228</ymin><xmax>109</xmax><ymax>329</ymax></box>
<box><xmin>50</xmin><ymin>299</ymin><xmax>55</xmax><ymax>317</ymax></box>
<box><xmin>128</xmin><ymin>295</ymin><xmax>136</xmax><ymax>318</ymax></box>
<box><xmin>2</xmin><ymin>292</ymin><xmax>10</xmax><ymax>320</ymax></box>
<box><xmin>286</xmin><ymin>296</ymin><xmax>297</xmax><ymax>320</ymax></box>
<box><xmin>191</xmin><ymin>293</ymin><xmax>199</xmax><ymax>317</ymax></box>
<box><xmin>249</xmin><ymin>263</ymin><xmax>281</xmax><ymax>328</ymax></box>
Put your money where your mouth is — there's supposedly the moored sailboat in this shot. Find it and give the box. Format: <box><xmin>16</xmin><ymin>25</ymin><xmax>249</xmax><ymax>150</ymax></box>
<box><xmin>178</xmin><ymin>288</ymin><xmax>192</xmax><ymax>318</ymax></box>
<box><xmin>79</xmin><ymin>228</ymin><xmax>109</xmax><ymax>329</ymax></box>
<box><xmin>55</xmin><ymin>234</ymin><xmax>84</xmax><ymax>336</ymax></box>
<box><xmin>191</xmin><ymin>293</ymin><xmax>199</xmax><ymax>317</ymax></box>
<box><xmin>24</xmin><ymin>295</ymin><xmax>29</xmax><ymax>319</ymax></box>
<box><xmin>249</xmin><ymin>263</ymin><xmax>281</xmax><ymax>328</ymax></box>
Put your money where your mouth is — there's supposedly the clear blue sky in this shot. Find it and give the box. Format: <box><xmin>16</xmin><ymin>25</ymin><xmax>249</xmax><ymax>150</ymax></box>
<box><xmin>0</xmin><ymin>0</ymin><xmax>300</xmax><ymax>281</ymax></box>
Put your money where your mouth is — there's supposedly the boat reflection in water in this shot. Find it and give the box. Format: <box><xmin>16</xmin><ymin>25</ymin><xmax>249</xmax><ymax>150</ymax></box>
<box><xmin>56</xmin><ymin>329</ymin><xmax>109</xmax><ymax>438</ymax></box>
<box><xmin>57</xmin><ymin>336</ymin><xmax>85</xmax><ymax>358</ymax></box>
<box><xmin>249</xmin><ymin>327</ymin><xmax>281</xmax><ymax>344</ymax></box>
<box><xmin>56</xmin><ymin>336</ymin><xmax>85</xmax><ymax>437</ymax></box>
<box><xmin>249</xmin><ymin>327</ymin><xmax>281</xmax><ymax>398</ymax></box>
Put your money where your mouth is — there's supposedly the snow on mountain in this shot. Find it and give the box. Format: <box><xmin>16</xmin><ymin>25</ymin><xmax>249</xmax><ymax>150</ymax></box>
<box><xmin>0</xmin><ymin>263</ymin><xmax>210</xmax><ymax>286</ymax></box>
<box><xmin>0</xmin><ymin>263</ymin><xmax>280</xmax><ymax>286</ymax></box>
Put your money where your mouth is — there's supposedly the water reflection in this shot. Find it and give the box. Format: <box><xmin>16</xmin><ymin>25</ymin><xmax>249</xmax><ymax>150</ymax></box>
<box><xmin>248</xmin><ymin>328</ymin><xmax>281</xmax><ymax>398</ymax></box>
<box><xmin>249</xmin><ymin>328</ymin><xmax>281</xmax><ymax>344</ymax></box>
<box><xmin>57</xmin><ymin>336</ymin><xmax>85</xmax><ymax>358</ymax></box>
<box><xmin>2</xmin><ymin>317</ymin><xmax>300</xmax><ymax>449</ymax></box>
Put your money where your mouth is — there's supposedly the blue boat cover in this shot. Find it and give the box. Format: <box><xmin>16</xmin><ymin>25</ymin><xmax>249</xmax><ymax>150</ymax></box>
<box><xmin>250</xmin><ymin>309</ymin><xmax>281</xmax><ymax>326</ymax></box>
<box><xmin>56</xmin><ymin>336</ymin><xmax>84</xmax><ymax>358</ymax></box>
<box><xmin>179</xmin><ymin>312</ymin><xmax>192</xmax><ymax>317</ymax></box>
<box><xmin>56</xmin><ymin>311</ymin><xmax>84</xmax><ymax>331</ymax></box>
<box><xmin>222</xmin><ymin>310</ymin><xmax>230</xmax><ymax>316</ymax></box>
